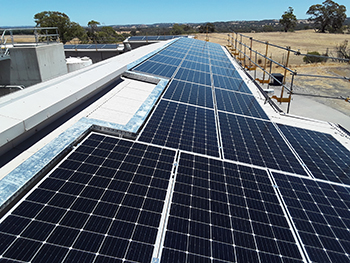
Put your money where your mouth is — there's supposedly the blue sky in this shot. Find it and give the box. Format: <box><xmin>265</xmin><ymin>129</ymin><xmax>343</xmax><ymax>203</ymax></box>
<box><xmin>2</xmin><ymin>0</ymin><xmax>349</xmax><ymax>27</ymax></box>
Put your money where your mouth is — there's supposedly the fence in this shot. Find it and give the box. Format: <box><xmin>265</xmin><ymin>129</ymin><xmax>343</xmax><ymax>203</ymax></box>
<box><xmin>226</xmin><ymin>32</ymin><xmax>350</xmax><ymax>113</ymax></box>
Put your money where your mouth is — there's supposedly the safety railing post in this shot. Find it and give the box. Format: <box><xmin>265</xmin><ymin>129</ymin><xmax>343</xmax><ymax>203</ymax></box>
<box><xmin>262</xmin><ymin>42</ymin><xmax>269</xmax><ymax>83</ymax></box>
<box><xmin>280</xmin><ymin>46</ymin><xmax>291</xmax><ymax>103</ymax></box>
<box><xmin>287</xmin><ymin>73</ymin><xmax>295</xmax><ymax>113</ymax></box>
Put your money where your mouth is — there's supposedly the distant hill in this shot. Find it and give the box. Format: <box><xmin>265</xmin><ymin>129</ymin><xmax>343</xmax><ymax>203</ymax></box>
<box><xmin>112</xmin><ymin>17</ymin><xmax>350</xmax><ymax>34</ymax></box>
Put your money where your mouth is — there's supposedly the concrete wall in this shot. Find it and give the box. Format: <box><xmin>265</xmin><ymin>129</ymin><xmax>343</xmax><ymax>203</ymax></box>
<box><xmin>0</xmin><ymin>43</ymin><xmax>67</xmax><ymax>87</ymax></box>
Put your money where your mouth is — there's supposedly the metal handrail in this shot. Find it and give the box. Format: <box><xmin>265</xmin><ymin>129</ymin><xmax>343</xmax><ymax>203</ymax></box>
<box><xmin>0</xmin><ymin>27</ymin><xmax>60</xmax><ymax>45</ymax></box>
<box><xmin>226</xmin><ymin>32</ymin><xmax>350</xmax><ymax>113</ymax></box>
<box><xmin>233</xmin><ymin>31</ymin><xmax>350</xmax><ymax>62</ymax></box>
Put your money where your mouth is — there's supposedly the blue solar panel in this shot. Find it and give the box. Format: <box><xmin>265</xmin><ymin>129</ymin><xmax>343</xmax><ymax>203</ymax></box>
<box><xmin>213</xmin><ymin>74</ymin><xmax>252</xmax><ymax>94</ymax></box>
<box><xmin>0</xmin><ymin>133</ymin><xmax>176</xmax><ymax>262</ymax></box>
<box><xmin>149</xmin><ymin>54</ymin><xmax>183</xmax><ymax>66</ymax></box>
<box><xmin>219</xmin><ymin>112</ymin><xmax>307</xmax><ymax>175</ymax></box>
<box><xmin>161</xmin><ymin>152</ymin><xmax>304</xmax><ymax>262</ymax></box>
<box><xmin>274</xmin><ymin>172</ymin><xmax>350</xmax><ymax>262</ymax></box>
<box><xmin>278</xmin><ymin>124</ymin><xmax>350</xmax><ymax>185</ymax></box>
<box><xmin>158</xmin><ymin>49</ymin><xmax>187</xmax><ymax>59</ymax></box>
<box><xmin>211</xmin><ymin>65</ymin><xmax>242</xmax><ymax>79</ymax></box>
<box><xmin>184</xmin><ymin>54</ymin><xmax>210</xmax><ymax>64</ymax></box>
<box><xmin>211</xmin><ymin>58</ymin><xmax>236</xmax><ymax>69</ymax></box>
<box><xmin>139</xmin><ymin>100</ymin><xmax>219</xmax><ymax>157</ymax></box>
<box><xmin>163</xmin><ymin>79</ymin><xmax>214</xmax><ymax>108</ymax></box>
<box><xmin>133</xmin><ymin>60</ymin><xmax>177</xmax><ymax>78</ymax></box>
<box><xmin>215</xmin><ymin>88</ymin><xmax>269</xmax><ymax>120</ymax></box>
<box><xmin>181</xmin><ymin>60</ymin><xmax>210</xmax><ymax>72</ymax></box>
<box><xmin>174</xmin><ymin>68</ymin><xmax>211</xmax><ymax>86</ymax></box>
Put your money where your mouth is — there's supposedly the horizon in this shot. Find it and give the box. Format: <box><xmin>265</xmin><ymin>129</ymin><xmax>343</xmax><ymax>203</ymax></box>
<box><xmin>2</xmin><ymin>17</ymin><xmax>350</xmax><ymax>29</ymax></box>
<box><xmin>1</xmin><ymin>0</ymin><xmax>349</xmax><ymax>28</ymax></box>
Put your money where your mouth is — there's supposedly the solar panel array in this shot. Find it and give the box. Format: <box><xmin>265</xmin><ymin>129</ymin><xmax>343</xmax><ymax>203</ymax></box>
<box><xmin>64</xmin><ymin>44</ymin><xmax>120</xmax><ymax>50</ymax></box>
<box><xmin>1</xmin><ymin>37</ymin><xmax>350</xmax><ymax>263</ymax></box>
<box><xmin>127</xmin><ymin>36</ymin><xmax>183</xmax><ymax>41</ymax></box>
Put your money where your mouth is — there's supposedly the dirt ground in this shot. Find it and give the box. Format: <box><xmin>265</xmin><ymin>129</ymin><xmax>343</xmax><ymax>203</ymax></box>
<box><xmin>196</xmin><ymin>31</ymin><xmax>350</xmax><ymax>118</ymax></box>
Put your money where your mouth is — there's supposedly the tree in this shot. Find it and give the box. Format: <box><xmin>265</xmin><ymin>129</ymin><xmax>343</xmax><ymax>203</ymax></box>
<box><xmin>87</xmin><ymin>20</ymin><xmax>100</xmax><ymax>42</ymax></box>
<box><xmin>306</xmin><ymin>0</ymin><xmax>347</xmax><ymax>33</ymax></box>
<box><xmin>336</xmin><ymin>40</ymin><xmax>350</xmax><ymax>59</ymax></box>
<box><xmin>198</xmin><ymin>23</ymin><xmax>215</xmax><ymax>33</ymax></box>
<box><xmin>34</xmin><ymin>11</ymin><xmax>86</xmax><ymax>43</ymax></box>
<box><xmin>279</xmin><ymin>7</ymin><xmax>297</xmax><ymax>32</ymax></box>
<box><xmin>171</xmin><ymin>24</ymin><xmax>184</xmax><ymax>35</ymax></box>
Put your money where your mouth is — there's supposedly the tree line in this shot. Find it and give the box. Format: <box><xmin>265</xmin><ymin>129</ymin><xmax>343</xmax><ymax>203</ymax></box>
<box><xmin>33</xmin><ymin>1</ymin><xmax>348</xmax><ymax>44</ymax></box>
<box><xmin>280</xmin><ymin>0</ymin><xmax>347</xmax><ymax>33</ymax></box>
<box><xmin>34</xmin><ymin>11</ymin><xmax>130</xmax><ymax>44</ymax></box>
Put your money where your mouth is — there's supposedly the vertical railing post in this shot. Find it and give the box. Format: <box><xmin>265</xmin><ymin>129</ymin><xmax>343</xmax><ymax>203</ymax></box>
<box><xmin>280</xmin><ymin>46</ymin><xmax>291</xmax><ymax>103</ymax></box>
<box><xmin>10</xmin><ymin>30</ymin><xmax>14</xmax><ymax>45</ymax></box>
<box><xmin>262</xmin><ymin>42</ymin><xmax>269</xmax><ymax>83</ymax></box>
<box><xmin>249</xmin><ymin>37</ymin><xmax>253</xmax><ymax>69</ymax></box>
<box><xmin>234</xmin><ymin>32</ymin><xmax>237</xmax><ymax>55</ymax></box>
<box><xmin>287</xmin><ymin>72</ymin><xmax>295</xmax><ymax>113</ymax></box>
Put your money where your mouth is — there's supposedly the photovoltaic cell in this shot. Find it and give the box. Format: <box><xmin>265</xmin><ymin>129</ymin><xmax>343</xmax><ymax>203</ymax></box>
<box><xmin>161</xmin><ymin>152</ymin><xmax>304</xmax><ymax>262</ymax></box>
<box><xmin>0</xmin><ymin>133</ymin><xmax>176</xmax><ymax>263</ymax></box>
<box><xmin>139</xmin><ymin>100</ymin><xmax>219</xmax><ymax>157</ymax></box>
<box><xmin>163</xmin><ymin>79</ymin><xmax>214</xmax><ymax>108</ymax></box>
<box><xmin>274</xmin><ymin>172</ymin><xmax>350</xmax><ymax>262</ymax></box>
<box><xmin>278</xmin><ymin>124</ymin><xmax>350</xmax><ymax>185</ymax></box>
<box><xmin>218</xmin><ymin>112</ymin><xmax>307</xmax><ymax>175</ymax></box>
<box><xmin>215</xmin><ymin>88</ymin><xmax>269</xmax><ymax>120</ymax></box>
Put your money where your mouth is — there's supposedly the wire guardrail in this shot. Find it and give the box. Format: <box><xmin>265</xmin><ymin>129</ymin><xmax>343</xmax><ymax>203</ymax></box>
<box><xmin>225</xmin><ymin>32</ymin><xmax>350</xmax><ymax>113</ymax></box>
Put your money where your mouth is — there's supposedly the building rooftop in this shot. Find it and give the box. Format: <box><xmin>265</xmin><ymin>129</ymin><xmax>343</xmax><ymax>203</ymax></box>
<box><xmin>0</xmin><ymin>37</ymin><xmax>350</xmax><ymax>263</ymax></box>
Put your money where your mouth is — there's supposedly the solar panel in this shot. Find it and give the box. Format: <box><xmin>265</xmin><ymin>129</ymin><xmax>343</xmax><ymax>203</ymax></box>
<box><xmin>139</xmin><ymin>100</ymin><xmax>219</xmax><ymax>157</ymax></box>
<box><xmin>161</xmin><ymin>152</ymin><xmax>304</xmax><ymax>262</ymax></box>
<box><xmin>133</xmin><ymin>60</ymin><xmax>178</xmax><ymax>78</ymax></box>
<box><xmin>215</xmin><ymin>88</ymin><xmax>269</xmax><ymax>120</ymax></box>
<box><xmin>163</xmin><ymin>79</ymin><xmax>214</xmax><ymax>108</ymax></box>
<box><xmin>158</xmin><ymin>49</ymin><xmax>187</xmax><ymax>59</ymax></box>
<box><xmin>184</xmin><ymin>54</ymin><xmax>210</xmax><ymax>64</ymax></box>
<box><xmin>278</xmin><ymin>124</ymin><xmax>350</xmax><ymax>185</ymax></box>
<box><xmin>213</xmin><ymin>74</ymin><xmax>252</xmax><ymax>94</ymax></box>
<box><xmin>174</xmin><ymin>68</ymin><xmax>211</xmax><ymax>86</ymax></box>
<box><xmin>181</xmin><ymin>60</ymin><xmax>210</xmax><ymax>72</ymax></box>
<box><xmin>274</xmin><ymin>172</ymin><xmax>350</xmax><ymax>262</ymax></box>
<box><xmin>218</xmin><ymin>112</ymin><xmax>307</xmax><ymax>175</ymax></box>
<box><xmin>211</xmin><ymin>58</ymin><xmax>236</xmax><ymax>69</ymax></box>
<box><xmin>0</xmin><ymin>133</ymin><xmax>176</xmax><ymax>262</ymax></box>
<box><xmin>211</xmin><ymin>65</ymin><xmax>242</xmax><ymax>79</ymax></box>
<box><xmin>149</xmin><ymin>54</ymin><xmax>183</xmax><ymax>66</ymax></box>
